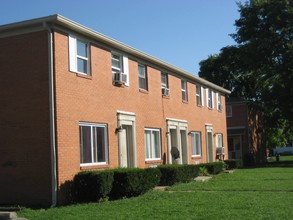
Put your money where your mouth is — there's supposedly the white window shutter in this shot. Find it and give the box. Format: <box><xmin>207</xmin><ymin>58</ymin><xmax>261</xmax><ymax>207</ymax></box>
<box><xmin>69</xmin><ymin>35</ymin><xmax>77</xmax><ymax>72</ymax></box>
<box><xmin>206</xmin><ymin>88</ymin><xmax>209</xmax><ymax>106</ymax></box>
<box><xmin>201</xmin><ymin>86</ymin><xmax>204</xmax><ymax>106</ymax></box>
<box><xmin>123</xmin><ymin>56</ymin><xmax>129</xmax><ymax>86</ymax></box>
<box><xmin>211</xmin><ymin>91</ymin><xmax>214</xmax><ymax>109</ymax></box>
<box><xmin>216</xmin><ymin>93</ymin><xmax>219</xmax><ymax>110</ymax></box>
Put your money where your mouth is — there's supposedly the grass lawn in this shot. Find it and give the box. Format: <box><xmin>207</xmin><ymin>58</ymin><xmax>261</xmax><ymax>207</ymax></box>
<box><xmin>18</xmin><ymin>167</ymin><xmax>293</xmax><ymax>220</ymax></box>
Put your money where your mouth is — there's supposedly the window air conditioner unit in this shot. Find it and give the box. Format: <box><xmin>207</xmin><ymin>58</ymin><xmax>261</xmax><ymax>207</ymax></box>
<box><xmin>162</xmin><ymin>87</ymin><xmax>169</xmax><ymax>96</ymax></box>
<box><xmin>113</xmin><ymin>71</ymin><xmax>127</xmax><ymax>85</ymax></box>
<box><xmin>216</xmin><ymin>147</ymin><xmax>224</xmax><ymax>155</ymax></box>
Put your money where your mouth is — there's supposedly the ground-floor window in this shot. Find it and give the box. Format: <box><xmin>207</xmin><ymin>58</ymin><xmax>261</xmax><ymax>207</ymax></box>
<box><xmin>144</xmin><ymin>128</ymin><xmax>161</xmax><ymax>160</ymax></box>
<box><xmin>79</xmin><ymin>122</ymin><xmax>108</xmax><ymax>165</ymax></box>
<box><xmin>191</xmin><ymin>131</ymin><xmax>202</xmax><ymax>156</ymax></box>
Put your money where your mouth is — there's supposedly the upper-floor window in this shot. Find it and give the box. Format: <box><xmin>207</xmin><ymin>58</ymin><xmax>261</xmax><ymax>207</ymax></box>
<box><xmin>111</xmin><ymin>53</ymin><xmax>129</xmax><ymax>86</ymax></box>
<box><xmin>191</xmin><ymin>132</ymin><xmax>202</xmax><ymax>157</ymax></box>
<box><xmin>206</xmin><ymin>88</ymin><xmax>214</xmax><ymax>108</ymax></box>
<box><xmin>138</xmin><ymin>64</ymin><xmax>147</xmax><ymax>90</ymax></box>
<box><xmin>69</xmin><ymin>35</ymin><xmax>90</xmax><ymax>75</ymax></box>
<box><xmin>112</xmin><ymin>53</ymin><xmax>123</xmax><ymax>72</ymax></box>
<box><xmin>216</xmin><ymin>93</ymin><xmax>222</xmax><ymax>111</ymax></box>
<box><xmin>161</xmin><ymin>73</ymin><xmax>169</xmax><ymax>96</ymax></box>
<box><xmin>79</xmin><ymin>122</ymin><xmax>108</xmax><ymax>165</ymax></box>
<box><xmin>181</xmin><ymin>80</ymin><xmax>188</xmax><ymax>101</ymax></box>
<box><xmin>196</xmin><ymin>85</ymin><xmax>204</xmax><ymax>106</ymax></box>
<box><xmin>145</xmin><ymin>128</ymin><xmax>161</xmax><ymax>160</ymax></box>
<box><xmin>226</xmin><ymin>105</ymin><xmax>232</xmax><ymax>117</ymax></box>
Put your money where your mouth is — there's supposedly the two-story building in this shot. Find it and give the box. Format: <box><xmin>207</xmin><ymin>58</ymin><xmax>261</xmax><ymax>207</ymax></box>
<box><xmin>226</xmin><ymin>98</ymin><xmax>265</xmax><ymax>165</ymax></box>
<box><xmin>0</xmin><ymin>15</ymin><xmax>230</xmax><ymax>207</ymax></box>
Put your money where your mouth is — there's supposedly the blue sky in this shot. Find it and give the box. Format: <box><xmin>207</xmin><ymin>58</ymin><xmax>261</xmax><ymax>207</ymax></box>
<box><xmin>0</xmin><ymin>0</ymin><xmax>244</xmax><ymax>75</ymax></box>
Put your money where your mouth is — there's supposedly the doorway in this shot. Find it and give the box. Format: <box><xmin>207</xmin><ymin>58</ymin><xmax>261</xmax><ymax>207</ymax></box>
<box><xmin>117</xmin><ymin>111</ymin><xmax>136</xmax><ymax>168</ymax></box>
<box><xmin>206</xmin><ymin>125</ymin><xmax>214</xmax><ymax>162</ymax></box>
<box><xmin>167</xmin><ymin>119</ymin><xmax>189</xmax><ymax>165</ymax></box>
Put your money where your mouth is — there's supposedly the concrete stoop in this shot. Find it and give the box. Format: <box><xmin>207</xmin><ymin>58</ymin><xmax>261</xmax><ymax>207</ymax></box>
<box><xmin>0</xmin><ymin>212</ymin><xmax>27</xmax><ymax>220</ymax></box>
<box><xmin>194</xmin><ymin>176</ymin><xmax>212</xmax><ymax>182</ymax></box>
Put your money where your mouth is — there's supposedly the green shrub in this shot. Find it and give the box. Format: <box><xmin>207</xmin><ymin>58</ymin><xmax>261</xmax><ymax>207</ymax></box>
<box><xmin>110</xmin><ymin>168</ymin><xmax>161</xmax><ymax>199</ymax></box>
<box><xmin>73</xmin><ymin>170</ymin><xmax>114</xmax><ymax>203</ymax></box>
<box><xmin>199</xmin><ymin>166</ymin><xmax>209</xmax><ymax>176</ymax></box>
<box><xmin>158</xmin><ymin>164</ymin><xmax>200</xmax><ymax>186</ymax></box>
<box><xmin>224</xmin><ymin>159</ymin><xmax>243</xmax><ymax>169</ymax></box>
<box><xmin>203</xmin><ymin>162</ymin><xmax>225</xmax><ymax>174</ymax></box>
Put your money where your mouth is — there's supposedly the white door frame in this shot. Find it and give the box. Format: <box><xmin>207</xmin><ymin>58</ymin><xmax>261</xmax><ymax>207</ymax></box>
<box><xmin>205</xmin><ymin>124</ymin><xmax>214</xmax><ymax>162</ymax></box>
<box><xmin>117</xmin><ymin>111</ymin><xmax>137</xmax><ymax>168</ymax></box>
<box><xmin>166</xmin><ymin>118</ymin><xmax>188</xmax><ymax>164</ymax></box>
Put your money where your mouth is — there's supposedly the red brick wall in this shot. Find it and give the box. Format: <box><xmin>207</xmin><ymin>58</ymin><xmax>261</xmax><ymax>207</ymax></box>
<box><xmin>53</xmin><ymin>31</ymin><xmax>228</xmax><ymax>203</ymax></box>
<box><xmin>226</xmin><ymin>103</ymin><xmax>248</xmax><ymax>128</ymax></box>
<box><xmin>0</xmin><ymin>31</ymin><xmax>52</xmax><ymax>206</ymax></box>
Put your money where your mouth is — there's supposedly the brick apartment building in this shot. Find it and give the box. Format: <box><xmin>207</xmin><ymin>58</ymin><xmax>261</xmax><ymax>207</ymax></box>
<box><xmin>226</xmin><ymin>98</ymin><xmax>265</xmax><ymax>165</ymax></box>
<box><xmin>0</xmin><ymin>15</ymin><xmax>230</xmax><ymax>207</ymax></box>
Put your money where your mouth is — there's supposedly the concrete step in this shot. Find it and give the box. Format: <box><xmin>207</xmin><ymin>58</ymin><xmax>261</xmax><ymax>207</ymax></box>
<box><xmin>0</xmin><ymin>212</ymin><xmax>27</xmax><ymax>220</ymax></box>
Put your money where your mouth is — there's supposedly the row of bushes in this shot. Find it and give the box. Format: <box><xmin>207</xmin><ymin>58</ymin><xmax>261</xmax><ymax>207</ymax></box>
<box><xmin>73</xmin><ymin>161</ymin><xmax>236</xmax><ymax>203</ymax></box>
<box><xmin>158</xmin><ymin>162</ymin><xmax>226</xmax><ymax>186</ymax></box>
<box><xmin>74</xmin><ymin>167</ymin><xmax>161</xmax><ymax>202</ymax></box>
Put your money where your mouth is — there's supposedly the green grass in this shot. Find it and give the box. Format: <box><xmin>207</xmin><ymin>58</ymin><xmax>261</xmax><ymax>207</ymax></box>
<box><xmin>18</xmin><ymin>167</ymin><xmax>293</xmax><ymax>220</ymax></box>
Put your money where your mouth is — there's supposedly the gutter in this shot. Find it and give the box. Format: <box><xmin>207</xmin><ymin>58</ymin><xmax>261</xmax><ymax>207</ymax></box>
<box><xmin>43</xmin><ymin>22</ymin><xmax>57</xmax><ymax>208</ymax></box>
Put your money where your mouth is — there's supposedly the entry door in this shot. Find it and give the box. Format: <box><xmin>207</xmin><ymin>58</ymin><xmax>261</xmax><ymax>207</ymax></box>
<box><xmin>119</xmin><ymin>129</ymin><xmax>128</xmax><ymax>167</ymax></box>
<box><xmin>207</xmin><ymin>131</ymin><xmax>214</xmax><ymax>162</ymax></box>
<box><xmin>119</xmin><ymin>125</ymin><xmax>135</xmax><ymax>168</ymax></box>
<box><xmin>228</xmin><ymin>136</ymin><xmax>242</xmax><ymax>159</ymax></box>
<box><xmin>170</xmin><ymin>129</ymin><xmax>178</xmax><ymax>164</ymax></box>
<box><xmin>180</xmin><ymin>130</ymin><xmax>188</xmax><ymax>164</ymax></box>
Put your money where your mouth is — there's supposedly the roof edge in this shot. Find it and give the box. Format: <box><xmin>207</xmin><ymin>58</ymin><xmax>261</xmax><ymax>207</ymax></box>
<box><xmin>0</xmin><ymin>15</ymin><xmax>231</xmax><ymax>94</ymax></box>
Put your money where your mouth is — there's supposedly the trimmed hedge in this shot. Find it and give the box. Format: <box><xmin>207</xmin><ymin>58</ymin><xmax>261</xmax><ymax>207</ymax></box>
<box><xmin>73</xmin><ymin>170</ymin><xmax>114</xmax><ymax>202</ymax></box>
<box><xmin>110</xmin><ymin>167</ymin><xmax>161</xmax><ymax>199</ymax></box>
<box><xmin>224</xmin><ymin>159</ymin><xmax>243</xmax><ymax>169</ymax></box>
<box><xmin>158</xmin><ymin>164</ymin><xmax>201</xmax><ymax>186</ymax></box>
<box><xmin>203</xmin><ymin>162</ymin><xmax>225</xmax><ymax>174</ymax></box>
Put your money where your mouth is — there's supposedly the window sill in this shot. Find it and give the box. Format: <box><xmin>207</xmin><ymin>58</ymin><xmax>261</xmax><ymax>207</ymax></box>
<box><xmin>139</xmin><ymin>89</ymin><xmax>149</xmax><ymax>94</ymax></box>
<box><xmin>80</xmin><ymin>164</ymin><xmax>109</xmax><ymax>170</ymax></box>
<box><xmin>192</xmin><ymin>155</ymin><xmax>202</xmax><ymax>159</ymax></box>
<box><xmin>162</xmin><ymin>95</ymin><xmax>170</xmax><ymax>99</ymax></box>
<box><xmin>76</xmin><ymin>72</ymin><xmax>92</xmax><ymax>80</ymax></box>
<box><xmin>182</xmin><ymin>100</ymin><xmax>188</xmax><ymax>104</ymax></box>
<box><xmin>197</xmin><ymin>104</ymin><xmax>203</xmax><ymax>108</ymax></box>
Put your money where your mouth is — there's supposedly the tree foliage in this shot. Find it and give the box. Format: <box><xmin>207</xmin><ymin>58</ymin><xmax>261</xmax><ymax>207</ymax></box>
<box><xmin>199</xmin><ymin>0</ymin><xmax>293</xmax><ymax>147</ymax></box>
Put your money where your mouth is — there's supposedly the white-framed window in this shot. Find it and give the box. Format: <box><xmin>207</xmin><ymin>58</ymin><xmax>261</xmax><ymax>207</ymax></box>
<box><xmin>226</xmin><ymin>105</ymin><xmax>232</xmax><ymax>117</ymax></box>
<box><xmin>196</xmin><ymin>85</ymin><xmax>204</xmax><ymax>106</ymax></box>
<box><xmin>161</xmin><ymin>72</ymin><xmax>168</xmax><ymax>89</ymax></box>
<box><xmin>191</xmin><ymin>132</ymin><xmax>202</xmax><ymax>156</ymax></box>
<box><xmin>111</xmin><ymin>52</ymin><xmax>129</xmax><ymax>86</ymax></box>
<box><xmin>181</xmin><ymin>79</ymin><xmax>188</xmax><ymax>101</ymax></box>
<box><xmin>138</xmin><ymin>63</ymin><xmax>147</xmax><ymax>90</ymax></box>
<box><xmin>161</xmin><ymin>72</ymin><xmax>169</xmax><ymax>96</ymax></box>
<box><xmin>216</xmin><ymin>93</ymin><xmax>222</xmax><ymax>111</ymax></box>
<box><xmin>206</xmin><ymin>88</ymin><xmax>214</xmax><ymax>108</ymax></box>
<box><xmin>216</xmin><ymin>133</ymin><xmax>223</xmax><ymax>148</ymax></box>
<box><xmin>144</xmin><ymin>128</ymin><xmax>161</xmax><ymax>160</ymax></box>
<box><xmin>79</xmin><ymin>122</ymin><xmax>108</xmax><ymax>165</ymax></box>
<box><xmin>69</xmin><ymin>35</ymin><xmax>90</xmax><ymax>75</ymax></box>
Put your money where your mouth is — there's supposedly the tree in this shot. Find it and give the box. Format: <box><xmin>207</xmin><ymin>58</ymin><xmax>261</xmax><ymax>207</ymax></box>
<box><xmin>199</xmin><ymin>0</ymin><xmax>293</xmax><ymax>147</ymax></box>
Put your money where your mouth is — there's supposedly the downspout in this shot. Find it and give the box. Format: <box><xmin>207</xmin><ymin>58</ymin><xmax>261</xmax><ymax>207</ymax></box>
<box><xmin>43</xmin><ymin>22</ymin><xmax>57</xmax><ymax>208</ymax></box>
